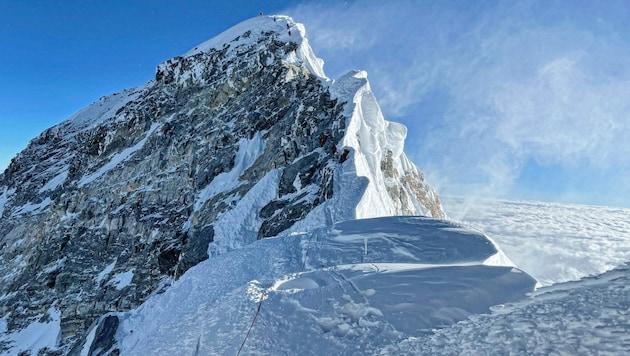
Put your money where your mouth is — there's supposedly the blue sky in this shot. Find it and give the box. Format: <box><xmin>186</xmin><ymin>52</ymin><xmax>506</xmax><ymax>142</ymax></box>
<box><xmin>2</xmin><ymin>1</ymin><xmax>629</xmax><ymax>207</ymax></box>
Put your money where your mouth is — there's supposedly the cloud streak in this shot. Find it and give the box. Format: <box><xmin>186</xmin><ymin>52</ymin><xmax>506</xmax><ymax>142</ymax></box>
<box><xmin>288</xmin><ymin>0</ymin><xmax>630</xmax><ymax>206</ymax></box>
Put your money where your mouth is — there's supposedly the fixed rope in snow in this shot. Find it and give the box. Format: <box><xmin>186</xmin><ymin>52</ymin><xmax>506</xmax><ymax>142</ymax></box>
<box><xmin>237</xmin><ymin>230</ymin><xmax>318</xmax><ymax>354</ymax></box>
<box><xmin>300</xmin><ymin>230</ymin><xmax>317</xmax><ymax>272</ymax></box>
<box><xmin>236</xmin><ymin>290</ymin><xmax>266</xmax><ymax>356</ymax></box>
<box><xmin>193</xmin><ymin>335</ymin><xmax>201</xmax><ymax>356</ymax></box>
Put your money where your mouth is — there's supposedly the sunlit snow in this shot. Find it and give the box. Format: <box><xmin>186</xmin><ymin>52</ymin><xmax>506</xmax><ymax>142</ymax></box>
<box><xmin>96</xmin><ymin>260</ymin><xmax>117</xmax><ymax>284</ymax></box>
<box><xmin>38</xmin><ymin>169</ymin><xmax>69</xmax><ymax>193</ymax></box>
<box><xmin>0</xmin><ymin>308</ymin><xmax>61</xmax><ymax>356</ymax></box>
<box><xmin>109</xmin><ymin>270</ymin><xmax>134</xmax><ymax>290</ymax></box>
<box><xmin>113</xmin><ymin>216</ymin><xmax>534</xmax><ymax>355</ymax></box>
<box><xmin>2</xmin><ymin>14</ymin><xmax>629</xmax><ymax>356</ymax></box>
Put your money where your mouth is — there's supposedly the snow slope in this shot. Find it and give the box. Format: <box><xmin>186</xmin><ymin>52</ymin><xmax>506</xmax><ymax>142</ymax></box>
<box><xmin>387</xmin><ymin>262</ymin><xmax>630</xmax><ymax>355</ymax></box>
<box><xmin>110</xmin><ymin>200</ymin><xmax>629</xmax><ymax>355</ymax></box>
<box><xmin>0</xmin><ymin>308</ymin><xmax>61</xmax><ymax>356</ymax></box>
<box><xmin>111</xmin><ymin>216</ymin><xmax>532</xmax><ymax>355</ymax></box>
<box><xmin>331</xmin><ymin>70</ymin><xmax>443</xmax><ymax>219</ymax></box>
<box><xmin>5</xmin><ymin>198</ymin><xmax>628</xmax><ymax>354</ymax></box>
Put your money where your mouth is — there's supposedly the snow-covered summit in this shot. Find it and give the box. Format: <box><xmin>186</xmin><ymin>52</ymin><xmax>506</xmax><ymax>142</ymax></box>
<box><xmin>184</xmin><ymin>15</ymin><xmax>327</xmax><ymax>80</ymax></box>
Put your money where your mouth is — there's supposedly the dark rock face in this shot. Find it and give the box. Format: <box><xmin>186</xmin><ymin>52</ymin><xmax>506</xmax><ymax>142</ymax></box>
<box><xmin>0</xmin><ymin>29</ymin><xmax>345</xmax><ymax>352</ymax></box>
<box><xmin>67</xmin><ymin>314</ymin><xmax>120</xmax><ymax>356</ymax></box>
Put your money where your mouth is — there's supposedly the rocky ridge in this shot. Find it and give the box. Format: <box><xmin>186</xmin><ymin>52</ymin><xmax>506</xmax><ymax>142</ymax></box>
<box><xmin>0</xmin><ymin>15</ymin><xmax>443</xmax><ymax>353</ymax></box>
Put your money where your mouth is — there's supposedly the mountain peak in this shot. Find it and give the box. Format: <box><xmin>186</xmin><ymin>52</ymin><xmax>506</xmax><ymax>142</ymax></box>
<box><xmin>184</xmin><ymin>15</ymin><xmax>327</xmax><ymax>80</ymax></box>
<box><xmin>0</xmin><ymin>15</ymin><xmax>448</xmax><ymax>354</ymax></box>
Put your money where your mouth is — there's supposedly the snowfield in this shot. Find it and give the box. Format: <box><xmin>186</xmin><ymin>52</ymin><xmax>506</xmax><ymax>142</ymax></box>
<box><xmin>114</xmin><ymin>216</ymin><xmax>534</xmax><ymax>355</ymax></box>
<box><xmin>388</xmin><ymin>263</ymin><xmax>630</xmax><ymax>355</ymax></box>
<box><xmin>110</xmin><ymin>199</ymin><xmax>628</xmax><ymax>355</ymax></box>
<box><xmin>2</xmin><ymin>199</ymin><xmax>628</xmax><ymax>355</ymax></box>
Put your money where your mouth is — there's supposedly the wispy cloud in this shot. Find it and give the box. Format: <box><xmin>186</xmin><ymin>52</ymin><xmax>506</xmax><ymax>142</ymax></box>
<box><xmin>287</xmin><ymin>0</ymin><xmax>630</xmax><ymax>206</ymax></box>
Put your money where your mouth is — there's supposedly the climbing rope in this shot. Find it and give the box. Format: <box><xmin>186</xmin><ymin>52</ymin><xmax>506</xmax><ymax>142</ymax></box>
<box><xmin>236</xmin><ymin>290</ymin><xmax>266</xmax><ymax>356</ymax></box>
<box><xmin>300</xmin><ymin>230</ymin><xmax>317</xmax><ymax>272</ymax></box>
<box><xmin>237</xmin><ymin>230</ymin><xmax>318</xmax><ymax>355</ymax></box>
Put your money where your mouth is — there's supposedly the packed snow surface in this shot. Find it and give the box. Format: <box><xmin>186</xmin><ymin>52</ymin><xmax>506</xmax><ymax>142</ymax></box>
<box><xmin>109</xmin><ymin>200</ymin><xmax>629</xmax><ymax>355</ymax></box>
<box><xmin>387</xmin><ymin>262</ymin><xmax>630</xmax><ymax>355</ymax></box>
<box><xmin>115</xmin><ymin>216</ymin><xmax>534</xmax><ymax>355</ymax></box>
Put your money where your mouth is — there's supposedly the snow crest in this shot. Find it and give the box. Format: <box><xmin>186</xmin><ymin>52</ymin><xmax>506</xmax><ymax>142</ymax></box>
<box><xmin>185</xmin><ymin>15</ymin><xmax>327</xmax><ymax>81</ymax></box>
<box><xmin>115</xmin><ymin>216</ymin><xmax>535</xmax><ymax>355</ymax></box>
<box><xmin>331</xmin><ymin>70</ymin><xmax>438</xmax><ymax>218</ymax></box>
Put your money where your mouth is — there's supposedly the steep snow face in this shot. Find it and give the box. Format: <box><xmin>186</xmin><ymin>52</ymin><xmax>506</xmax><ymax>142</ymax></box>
<box><xmin>62</xmin><ymin>86</ymin><xmax>147</xmax><ymax>136</ymax></box>
<box><xmin>331</xmin><ymin>71</ymin><xmax>444</xmax><ymax>219</ymax></box>
<box><xmin>0</xmin><ymin>308</ymin><xmax>61</xmax><ymax>356</ymax></box>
